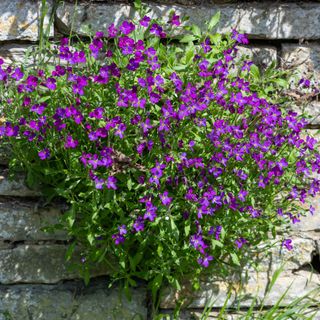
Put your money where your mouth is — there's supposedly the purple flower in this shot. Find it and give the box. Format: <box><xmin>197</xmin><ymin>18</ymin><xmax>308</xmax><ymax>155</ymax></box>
<box><xmin>238</xmin><ymin>190</ymin><xmax>248</xmax><ymax>202</ymax></box>
<box><xmin>235</xmin><ymin>237</ymin><xmax>247</xmax><ymax>249</ymax></box>
<box><xmin>118</xmin><ymin>36</ymin><xmax>135</xmax><ymax>55</ymax></box>
<box><xmin>11</xmin><ymin>68</ymin><xmax>24</xmax><ymax>81</ymax></box>
<box><xmin>119</xmin><ymin>21</ymin><xmax>135</xmax><ymax>35</ymax></box>
<box><xmin>150</xmin><ymin>24</ymin><xmax>166</xmax><ymax>38</ymax></box>
<box><xmin>64</xmin><ymin>135</ymin><xmax>78</xmax><ymax>149</ymax></box>
<box><xmin>190</xmin><ymin>234</ymin><xmax>207</xmax><ymax>254</ymax></box>
<box><xmin>112</xmin><ymin>233</ymin><xmax>125</xmax><ymax>245</ymax></box>
<box><xmin>282</xmin><ymin>239</ymin><xmax>293</xmax><ymax>251</ymax></box>
<box><xmin>118</xmin><ymin>224</ymin><xmax>127</xmax><ymax>235</ymax></box>
<box><xmin>170</xmin><ymin>13</ymin><xmax>181</xmax><ymax>26</ymax></box>
<box><xmin>231</xmin><ymin>29</ymin><xmax>249</xmax><ymax>44</ymax></box>
<box><xmin>197</xmin><ymin>254</ymin><xmax>213</xmax><ymax>268</ymax></box>
<box><xmin>133</xmin><ymin>216</ymin><xmax>145</xmax><ymax>232</ymax></box>
<box><xmin>38</xmin><ymin>148</ymin><xmax>50</xmax><ymax>160</ymax></box>
<box><xmin>108</xmin><ymin>23</ymin><xmax>118</xmax><ymax>38</ymax></box>
<box><xmin>46</xmin><ymin>77</ymin><xmax>56</xmax><ymax>90</ymax></box>
<box><xmin>114</xmin><ymin>123</ymin><xmax>126</xmax><ymax>139</ymax></box>
<box><xmin>159</xmin><ymin>191</ymin><xmax>172</xmax><ymax>206</ymax></box>
<box><xmin>140</xmin><ymin>16</ymin><xmax>151</xmax><ymax>27</ymax></box>
<box><xmin>107</xmin><ymin>176</ymin><xmax>117</xmax><ymax>190</ymax></box>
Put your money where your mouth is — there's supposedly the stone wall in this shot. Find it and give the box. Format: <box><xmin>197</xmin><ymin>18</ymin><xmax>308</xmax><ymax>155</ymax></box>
<box><xmin>1</xmin><ymin>0</ymin><xmax>320</xmax><ymax>319</ymax></box>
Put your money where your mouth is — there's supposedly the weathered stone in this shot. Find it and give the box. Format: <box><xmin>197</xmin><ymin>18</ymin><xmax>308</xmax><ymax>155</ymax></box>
<box><xmin>0</xmin><ymin>170</ymin><xmax>40</xmax><ymax>197</ymax></box>
<box><xmin>0</xmin><ymin>200</ymin><xmax>66</xmax><ymax>241</ymax></box>
<box><xmin>0</xmin><ymin>145</ymin><xmax>11</xmax><ymax>165</ymax></box>
<box><xmin>0</xmin><ymin>44</ymin><xmax>37</xmax><ymax>67</ymax></box>
<box><xmin>56</xmin><ymin>2</ymin><xmax>320</xmax><ymax>39</ymax></box>
<box><xmin>237</xmin><ymin>45</ymin><xmax>277</xmax><ymax>67</ymax></box>
<box><xmin>251</xmin><ymin>235</ymin><xmax>316</xmax><ymax>272</ymax></box>
<box><xmin>0</xmin><ymin>244</ymin><xmax>108</xmax><ymax>284</ymax></box>
<box><xmin>160</xmin><ymin>270</ymin><xmax>320</xmax><ymax>309</ymax></box>
<box><xmin>0</xmin><ymin>0</ymin><xmax>53</xmax><ymax>41</ymax></box>
<box><xmin>281</xmin><ymin>44</ymin><xmax>320</xmax><ymax>79</ymax></box>
<box><xmin>163</xmin><ymin>307</ymin><xmax>320</xmax><ymax>319</ymax></box>
<box><xmin>291</xmin><ymin>101</ymin><xmax>320</xmax><ymax>125</ymax></box>
<box><xmin>0</xmin><ymin>280</ymin><xmax>147</xmax><ymax>320</ymax></box>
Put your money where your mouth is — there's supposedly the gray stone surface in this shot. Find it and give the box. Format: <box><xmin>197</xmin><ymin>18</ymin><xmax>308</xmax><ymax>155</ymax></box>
<box><xmin>291</xmin><ymin>101</ymin><xmax>320</xmax><ymax>125</ymax></box>
<box><xmin>0</xmin><ymin>170</ymin><xmax>40</xmax><ymax>197</ymax></box>
<box><xmin>0</xmin><ymin>0</ymin><xmax>53</xmax><ymax>41</ymax></box>
<box><xmin>281</xmin><ymin>44</ymin><xmax>320</xmax><ymax>78</ymax></box>
<box><xmin>0</xmin><ymin>44</ymin><xmax>37</xmax><ymax>67</ymax></box>
<box><xmin>0</xmin><ymin>199</ymin><xmax>66</xmax><ymax>241</ymax></box>
<box><xmin>0</xmin><ymin>281</ymin><xmax>147</xmax><ymax>320</ymax></box>
<box><xmin>237</xmin><ymin>45</ymin><xmax>277</xmax><ymax>67</ymax></box>
<box><xmin>0</xmin><ymin>244</ymin><xmax>108</xmax><ymax>284</ymax></box>
<box><xmin>160</xmin><ymin>270</ymin><xmax>320</xmax><ymax>309</ymax></box>
<box><xmin>56</xmin><ymin>2</ymin><xmax>320</xmax><ymax>39</ymax></box>
<box><xmin>162</xmin><ymin>308</ymin><xmax>320</xmax><ymax>319</ymax></box>
<box><xmin>251</xmin><ymin>235</ymin><xmax>317</xmax><ymax>272</ymax></box>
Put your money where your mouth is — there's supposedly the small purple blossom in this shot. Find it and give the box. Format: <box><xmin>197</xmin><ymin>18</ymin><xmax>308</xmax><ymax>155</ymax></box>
<box><xmin>282</xmin><ymin>239</ymin><xmax>293</xmax><ymax>251</ymax></box>
<box><xmin>38</xmin><ymin>148</ymin><xmax>50</xmax><ymax>160</ymax></box>
<box><xmin>159</xmin><ymin>191</ymin><xmax>172</xmax><ymax>206</ymax></box>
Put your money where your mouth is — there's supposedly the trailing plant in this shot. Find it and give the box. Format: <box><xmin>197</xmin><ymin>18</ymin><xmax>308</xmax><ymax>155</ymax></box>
<box><xmin>0</xmin><ymin>0</ymin><xmax>319</xmax><ymax>309</ymax></box>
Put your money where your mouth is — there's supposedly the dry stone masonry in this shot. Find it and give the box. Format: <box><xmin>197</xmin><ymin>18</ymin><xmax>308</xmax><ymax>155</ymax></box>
<box><xmin>0</xmin><ymin>0</ymin><xmax>320</xmax><ymax>319</ymax></box>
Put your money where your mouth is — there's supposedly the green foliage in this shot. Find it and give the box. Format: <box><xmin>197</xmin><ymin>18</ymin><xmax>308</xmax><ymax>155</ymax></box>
<box><xmin>0</xmin><ymin>1</ymin><xmax>319</xmax><ymax>315</ymax></box>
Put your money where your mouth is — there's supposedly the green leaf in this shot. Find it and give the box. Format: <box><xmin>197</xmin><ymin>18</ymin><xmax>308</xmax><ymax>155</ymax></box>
<box><xmin>170</xmin><ymin>218</ymin><xmax>180</xmax><ymax>241</ymax></box>
<box><xmin>173</xmin><ymin>64</ymin><xmax>187</xmax><ymax>71</ymax></box>
<box><xmin>65</xmin><ymin>242</ymin><xmax>76</xmax><ymax>261</ymax></box>
<box><xmin>150</xmin><ymin>273</ymin><xmax>163</xmax><ymax>303</ymax></box>
<box><xmin>250</xmin><ymin>64</ymin><xmax>260</xmax><ymax>80</ymax></box>
<box><xmin>134</xmin><ymin>0</ymin><xmax>142</xmax><ymax>9</ymax></box>
<box><xmin>87</xmin><ymin>233</ymin><xmax>94</xmax><ymax>245</ymax></box>
<box><xmin>157</xmin><ymin>244</ymin><xmax>163</xmax><ymax>257</ymax></box>
<box><xmin>230</xmin><ymin>252</ymin><xmax>240</xmax><ymax>266</ymax></box>
<box><xmin>127</xmin><ymin>178</ymin><xmax>133</xmax><ymax>191</ymax></box>
<box><xmin>207</xmin><ymin>11</ymin><xmax>220</xmax><ymax>31</ymax></box>
<box><xmin>38</xmin><ymin>95</ymin><xmax>51</xmax><ymax>103</ymax></box>
<box><xmin>191</xmin><ymin>24</ymin><xmax>201</xmax><ymax>37</ymax></box>
<box><xmin>179</xmin><ymin>34</ymin><xmax>196</xmax><ymax>43</ymax></box>
<box><xmin>184</xmin><ymin>224</ymin><xmax>191</xmax><ymax>236</ymax></box>
<box><xmin>130</xmin><ymin>251</ymin><xmax>143</xmax><ymax>271</ymax></box>
<box><xmin>273</xmin><ymin>78</ymin><xmax>289</xmax><ymax>88</ymax></box>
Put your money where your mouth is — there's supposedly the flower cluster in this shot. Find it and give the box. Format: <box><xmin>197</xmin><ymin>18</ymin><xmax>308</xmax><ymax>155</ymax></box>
<box><xmin>0</xmin><ymin>10</ymin><xmax>319</xmax><ymax>288</ymax></box>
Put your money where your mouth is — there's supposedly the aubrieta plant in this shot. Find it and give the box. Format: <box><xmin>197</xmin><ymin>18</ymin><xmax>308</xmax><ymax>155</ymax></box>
<box><xmin>0</xmin><ymin>2</ymin><xmax>319</xmax><ymax>301</ymax></box>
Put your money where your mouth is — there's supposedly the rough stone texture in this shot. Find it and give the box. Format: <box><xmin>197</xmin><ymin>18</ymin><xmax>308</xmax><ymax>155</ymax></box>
<box><xmin>291</xmin><ymin>101</ymin><xmax>320</xmax><ymax>125</ymax></box>
<box><xmin>0</xmin><ymin>44</ymin><xmax>36</xmax><ymax>67</ymax></box>
<box><xmin>0</xmin><ymin>0</ymin><xmax>53</xmax><ymax>41</ymax></box>
<box><xmin>281</xmin><ymin>44</ymin><xmax>320</xmax><ymax>78</ymax></box>
<box><xmin>0</xmin><ymin>170</ymin><xmax>40</xmax><ymax>197</ymax></box>
<box><xmin>0</xmin><ymin>199</ymin><xmax>66</xmax><ymax>241</ymax></box>
<box><xmin>237</xmin><ymin>45</ymin><xmax>277</xmax><ymax>67</ymax></box>
<box><xmin>160</xmin><ymin>270</ymin><xmax>320</xmax><ymax>309</ymax></box>
<box><xmin>162</xmin><ymin>308</ymin><xmax>320</xmax><ymax>319</ymax></box>
<box><xmin>251</xmin><ymin>235</ymin><xmax>317</xmax><ymax>272</ymax></box>
<box><xmin>0</xmin><ymin>244</ymin><xmax>108</xmax><ymax>284</ymax></box>
<box><xmin>56</xmin><ymin>2</ymin><xmax>320</xmax><ymax>39</ymax></box>
<box><xmin>0</xmin><ymin>280</ymin><xmax>147</xmax><ymax>320</ymax></box>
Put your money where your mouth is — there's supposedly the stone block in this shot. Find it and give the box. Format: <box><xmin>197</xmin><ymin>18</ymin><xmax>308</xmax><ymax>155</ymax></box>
<box><xmin>0</xmin><ymin>170</ymin><xmax>40</xmax><ymax>197</ymax></box>
<box><xmin>251</xmin><ymin>235</ymin><xmax>317</xmax><ymax>272</ymax></box>
<box><xmin>0</xmin><ymin>244</ymin><xmax>108</xmax><ymax>284</ymax></box>
<box><xmin>161</xmin><ymin>307</ymin><xmax>320</xmax><ymax>319</ymax></box>
<box><xmin>160</xmin><ymin>270</ymin><xmax>320</xmax><ymax>309</ymax></box>
<box><xmin>281</xmin><ymin>44</ymin><xmax>320</xmax><ymax>79</ymax></box>
<box><xmin>56</xmin><ymin>2</ymin><xmax>320</xmax><ymax>39</ymax></box>
<box><xmin>0</xmin><ymin>44</ymin><xmax>37</xmax><ymax>67</ymax></box>
<box><xmin>0</xmin><ymin>0</ymin><xmax>53</xmax><ymax>41</ymax></box>
<box><xmin>0</xmin><ymin>199</ymin><xmax>67</xmax><ymax>241</ymax></box>
<box><xmin>0</xmin><ymin>280</ymin><xmax>147</xmax><ymax>320</ymax></box>
<box><xmin>237</xmin><ymin>45</ymin><xmax>277</xmax><ymax>68</ymax></box>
